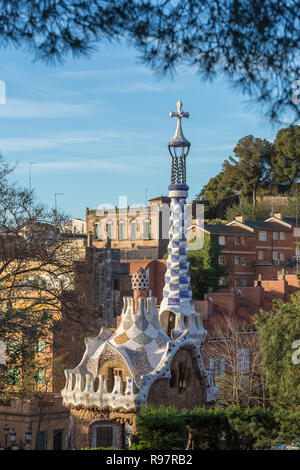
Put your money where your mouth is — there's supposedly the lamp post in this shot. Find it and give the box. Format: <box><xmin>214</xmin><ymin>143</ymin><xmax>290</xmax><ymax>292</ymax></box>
<box><xmin>25</xmin><ymin>428</ymin><xmax>32</xmax><ymax>450</ymax></box>
<box><xmin>10</xmin><ymin>428</ymin><xmax>17</xmax><ymax>450</ymax></box>
<box><xmin>4</xmin><ymin>423</ymin><xmax>9</xmax><ymax>448</ymax></box>
<box><xmin>3</xmin><ymin>425</ymin><xmax>32</xmax><ymax>450</ymax></box>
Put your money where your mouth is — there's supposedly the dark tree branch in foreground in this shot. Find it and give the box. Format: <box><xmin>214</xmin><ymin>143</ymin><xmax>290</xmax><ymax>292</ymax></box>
<box><xmin>0</xmin><ymin>1</ymin><xmax>299</xmax><ymax>122</ymax></box>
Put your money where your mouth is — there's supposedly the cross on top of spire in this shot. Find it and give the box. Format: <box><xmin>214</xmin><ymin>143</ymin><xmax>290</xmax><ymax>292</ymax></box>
<box><xmin>168</xmin><ymin>100</ymin><xmax>191</xmax><ymax>148</ymax></box>
<box><xmin>170</xmin><ymin>100</ymin><xmax>189</xmax><ymax>121</ymax></box>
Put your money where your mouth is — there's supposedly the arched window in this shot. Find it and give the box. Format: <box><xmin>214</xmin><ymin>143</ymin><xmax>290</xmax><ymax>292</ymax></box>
<box><xmin>178</xmin><ymin>362</ymin><xmax>187</xmax><ymax>393</ymax></box>
<box><xmin>143</xmin><ymin>219</ymin><xmax>151</xmax><ymax>239</ymax></box>
<box><xmin>167</xmin><ymin>312</ymin><xmax>176</xmax><ymax>338</ymax></box>
<box><xmin>95</xmin><ymin>222</ymin><xmax>101</xmax><ymax>240</ymax></box>
<box><xmin>106</xmin><ymin>221</ymin><xmax>113</xmax><ymax>239</ymax></box>
<box><xmin>129</xmin><ymin>220</ymin><xmax>137</xmax><ymax>240</ymax></box>
<box><xmin>119</xmin><ymin>220</ymin><xmax>126</xmax><ymax>240</ymax></box>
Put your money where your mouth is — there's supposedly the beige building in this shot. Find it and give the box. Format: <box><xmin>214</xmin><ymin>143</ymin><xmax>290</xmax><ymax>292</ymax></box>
<box><xmin>86</xmin><ymin>196</ymin><xmax>201</xmax><ymax>260</ymax></box>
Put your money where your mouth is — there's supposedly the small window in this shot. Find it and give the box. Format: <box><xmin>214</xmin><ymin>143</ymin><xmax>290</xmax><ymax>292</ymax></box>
<box><xmin>209</xmin><ymin>357</ymin><xmax>225</xmax><ymax>378</ymax></box>
<box><xmin>237</xmin><ymin>348</ymin><xmax>250</xmax><ymax>373</ymax></box>
<box><xmin>258</xmin><ymin>231</ymin><xmax>267</xmax><ymax>241</ymax></box>
<box><xmin>130</xmin><ymin>220</ymin><xmax>137</xmax><ymax>240</ymax></box>
<box><xmin>37</xmin><ymin>340</ymin><xmax>46</xmax><ymax>353</ymax></box>
<box><xmin>234</xmin><ymin>278</ymin><xmax>240</xmax><ymax>287</ymax></box>
<box><xmin>36</xmin><ymin>369</ymin><xmax>46</xmax><ymax>384</ymax></box>
<box><xmin>219</xmin><ymin>277</ymin><xmax>226</xmax><ymax>286</ymax></box>
<box><xmin>143</xmin><ymin>220</ymin><xmax>151</xmax><ymax>239</ymax></box>
<box><xmin>7</xmin><ymin>368</ymin><xmax>20</xmax><ymax>386</ymax></box>
<box><xmin>258</xmin><ymin>251</ymin><xmax>264</xmax><ymax>260</ymax></box>
<box><xmin>36</xmin><ymin>431</ymin><xmax>47</xmax><ymax>450</ymax></box>
<box><xmin>219</xmin><ymin>255</ymin><xmax>224</xmax><ymax>265</ymax></box>
<box><xmin>241</xmin><ymin>236</ymin><xmax>247</xmax><ymax>245</ymax></box>
<box><xmin>119</xmin><ymin>221</ymin><xmax>125</xmax><ymax>240</ymax></box>
<box><xmin>96</xmin><ymin>426</ymin><xmax>113</xmax><ymax>448</ymax></box>
<box><xmin>53</xmin><ymin>429</ymin><xmax>64</xmax><ymax>450</ymax></box>
<box><xmin>95</xmin><ymin>222</ymin><xmax>101</xmax><ymax>240</ymax></box>
<box><xmin>7</xmin><ymin>339</ymin><xmax>21</xmax><ymax>356</ymax></box>
<box><xmin>234</xmin><ymin>256</ymin><xmax>239</xmax><ymax>265</ymax></box>
<box><xmin>218</xmin><ymin>235</ymin><xmax>226</xmax><ymax>246</ymax></box>
<box><xmin>273</xmin><ymin>232</ymin><xmax>278</xmax><ymax>240</ymax></box>
<box><xmin>241</xmin><ymin>278</ymin><xmax>247</xmax><ymax>286</ymax></box>
<box><xmin>280</xmin><ymin>232</ymin><xmax>285</xmax><ymax>240</ymax></box>
<box><xmin>235</xmin><ymin>236</ymin><xmax>240</xmax><ymax>245</ymax></box>
<box><xmin>178</xmin><ymin>362</ymin><xmax>187</xmax><ymax>393</ymax></box>
<box><xmin>106</xmin><ymin>222</ymin><xmax>112</xmax><ymax>239</ymax></box>
<box><xmin>242</xmin><ymin>257</ymin><xmax>247</xmax><ymax>266</ymax></box>
<box><xmin>280</xmin><ymin>253</ymin><xmax>285</xmax><ymax>261</ymax></box>
<box><xmin>272</xmin><ymin>252</ymin><xmax>278</xmax><ymax>260</ymax></box>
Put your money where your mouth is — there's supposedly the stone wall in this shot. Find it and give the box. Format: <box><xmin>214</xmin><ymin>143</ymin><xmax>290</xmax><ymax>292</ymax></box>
<box><xmin>0</xmin><ymin>396</ymin><xmax>69</xmax><ymax>450</ymax></box>
<box><xmin>147</xmin><ymin>348</ymin><xmax>206</xmax><ymax>410</ymax></box>
<box><xmin>69</xmin><ymin>407</ymin><xmax>137</xmax><ymax>449</ymax></box>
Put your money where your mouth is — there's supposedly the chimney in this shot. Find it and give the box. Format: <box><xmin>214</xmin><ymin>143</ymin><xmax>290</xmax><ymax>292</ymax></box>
<box><xmin>235</xmin><ymin>216</ymin><xmax>245</xmax><ymax>223</ymax></box>
<box><xmin>274</xmin><ymin>212</ymin><xmax>283</xmax><ymax>220</ymax></box>
<box><xmin>131</xmin><ymin>267</ymin><xmax>149</xmax><ymax>312</ymax></box>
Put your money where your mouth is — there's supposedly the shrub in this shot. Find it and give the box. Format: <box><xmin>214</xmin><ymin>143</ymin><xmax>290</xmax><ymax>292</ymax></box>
<box><xmin>136</xmin><ymin>406</ymin><xmax>186</xmax><ymax>450</ymax></box>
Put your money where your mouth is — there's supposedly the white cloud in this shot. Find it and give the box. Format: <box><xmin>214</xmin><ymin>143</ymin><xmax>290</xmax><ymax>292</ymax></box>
<box><xmin>0</xmin><ymin>135</ymin><xmax>104</xmax><ymax>152</ymax></box>
<box><xmin>57</xmin><ymin>66</ymin><xmax>152</xmax><ymax>79</ymax></box>
<box><xmin>0</xmin><ymin>98</ymin><xmax>91</xmax><ymax>119</ymax></box>
<box><xmin>0</xmin><ymin>129</ymin><xmax>159</xmax><ymax>153</ymax></box>
<box><xmin>14</xmin><ymin>158</ymin><xmax>142</xmax><ymax>174</ymax></box>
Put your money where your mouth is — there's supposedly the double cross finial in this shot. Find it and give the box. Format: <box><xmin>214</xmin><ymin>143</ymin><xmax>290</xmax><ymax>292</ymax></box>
<box><xmin>168</xmin><ymin>100</ymin><xmax>191</xmax><ymax>148</ymax></box>
<box><xmin>169</xmin><ymin>100</ymin><xmax>189</xmax><ymax>121</ymax></box>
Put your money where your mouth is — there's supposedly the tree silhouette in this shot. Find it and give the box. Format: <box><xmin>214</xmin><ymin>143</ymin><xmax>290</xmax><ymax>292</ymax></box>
<box><xmin>0</xmin><ymin>1</ymin><xmax>298</xmax><ymax>122</ymax></box>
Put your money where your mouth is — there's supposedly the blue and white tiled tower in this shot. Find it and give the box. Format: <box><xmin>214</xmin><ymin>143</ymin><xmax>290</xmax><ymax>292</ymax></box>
<box><xmin>159</xmin><ymin>100</ymin><xmax>206</xmax><ymax>342</ymax></box>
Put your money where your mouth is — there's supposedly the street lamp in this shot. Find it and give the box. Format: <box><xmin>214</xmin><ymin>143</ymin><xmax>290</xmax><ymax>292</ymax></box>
<box><xmin>25</xmin><ymin>428</ymin><xmax>32</xmax><ymax>449</ymax></box>
<box><xmin>10</xmin><ymin>428</ymin><xmax>16</xmax><ymax>443</ymax></box>
<box><xmin>9</xmin><ymin>428</ymin><xmax>18</xmax><ymax>449</ymax></box>
<box><xmin>4</xmin><ymin>423</ymin><xmax>9</xmax><ymax>448</ymax></box>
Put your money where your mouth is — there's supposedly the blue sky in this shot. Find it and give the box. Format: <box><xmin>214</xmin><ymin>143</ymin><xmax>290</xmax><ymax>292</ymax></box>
<box><xmin>0</xmin><ymin>41</ymin><xmax>283</xmax><ymax>220</ymax></box>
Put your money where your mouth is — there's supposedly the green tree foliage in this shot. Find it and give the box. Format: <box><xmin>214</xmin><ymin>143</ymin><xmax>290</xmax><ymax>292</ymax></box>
<box><xmin>134</xmin><ymin>406</ymin><xmax>186</xmax><ymax>450</ymax></box>
<box><xmin>222</xmin><ymin>135</ymin><xmax>273</xmax><ymax>206</ymax></box>
<box><xmin>196</xmin><ymin>172</ymin><xmax>238</xmax><ymax>219</ymax></box>
<box><xmin>133</xmin><ymin>406</ymin><xmax>279</xmax><ymax>450</ymax></box>
<box><xmin>224</xmin><ymin>406</ymin><xmax>279</xmax><ymax>450</ymax></box>
<box><xmin>0</xmin><ymin>2</ymin><xmax>298</xmax><ymax>122</ymax></box>
<box><xmin>272</xmin><ymin>126</ymin><xmax>300</xmax><ymax>191</ymax></box>
<box><xmin>254</xmin><ymin>293</ymin><xmax>300</xmax><ymax>440</ymax></box>
<box><xmin>199</xmin><ymin>126</ymin><xmax>300</xmax><ymax>219</ymax></box>
<box><xmin>254</xmin><ymin>292</ymin><xmax>300</xmax><ymax>407</ymax></box>
<box><xmin>225</xmin><ymin>199</ymin><xmax>273</xmax><ymax>221</ymax></box>
<box><xmin>184</xmin><ymin>407</ymin><xmax>229</xmax><ymax>450</ymax></box>
<box><xmin>188</xmin><ymin>234</ymin><xmax>228</xmax><ymax>300</ymax></box>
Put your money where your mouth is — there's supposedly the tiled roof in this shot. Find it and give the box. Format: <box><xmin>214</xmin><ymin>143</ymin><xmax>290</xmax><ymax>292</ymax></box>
<box><xmin>204</xmin><ymin>224</ymin><xmax>255</xmax><ymax>235</ymax></box>
<box><xmin>244</xmin><ymin>220</ymin><xmax>291</xmax><ymax>231</ymax></box>
<box><xmin>282</xmin><ymin>217</ymin><xmax>299</xmax><ymax>226</ymax></box>
<box><xmin>120</xmin><ymin>259</ymin><xmax>166</xmax><ymax>276</ymax></box>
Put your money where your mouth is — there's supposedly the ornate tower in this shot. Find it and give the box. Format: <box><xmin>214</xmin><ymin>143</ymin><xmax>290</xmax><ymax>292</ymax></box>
<box><xmin>159</xmin><ymin>100</ymin><xmax>206</xmax><ymax>342</ymax></box>
<box><xmin>61</xmin><ymin>102</ymin><xmax>217</xmax><ymax>450</ymax></box>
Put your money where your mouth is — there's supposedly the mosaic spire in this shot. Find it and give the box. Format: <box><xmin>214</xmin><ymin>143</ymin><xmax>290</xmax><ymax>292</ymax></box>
<box><xmin>160</xmin><ymin>101</ymin><xmax>206</xmax><ymax>342</ymax></box>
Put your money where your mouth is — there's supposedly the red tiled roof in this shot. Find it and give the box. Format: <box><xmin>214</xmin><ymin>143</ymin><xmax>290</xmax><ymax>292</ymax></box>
<box><xmin>120</xmin><ymin>259</ymin><xmax>166</xmax><ymax>275</ymax></box>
